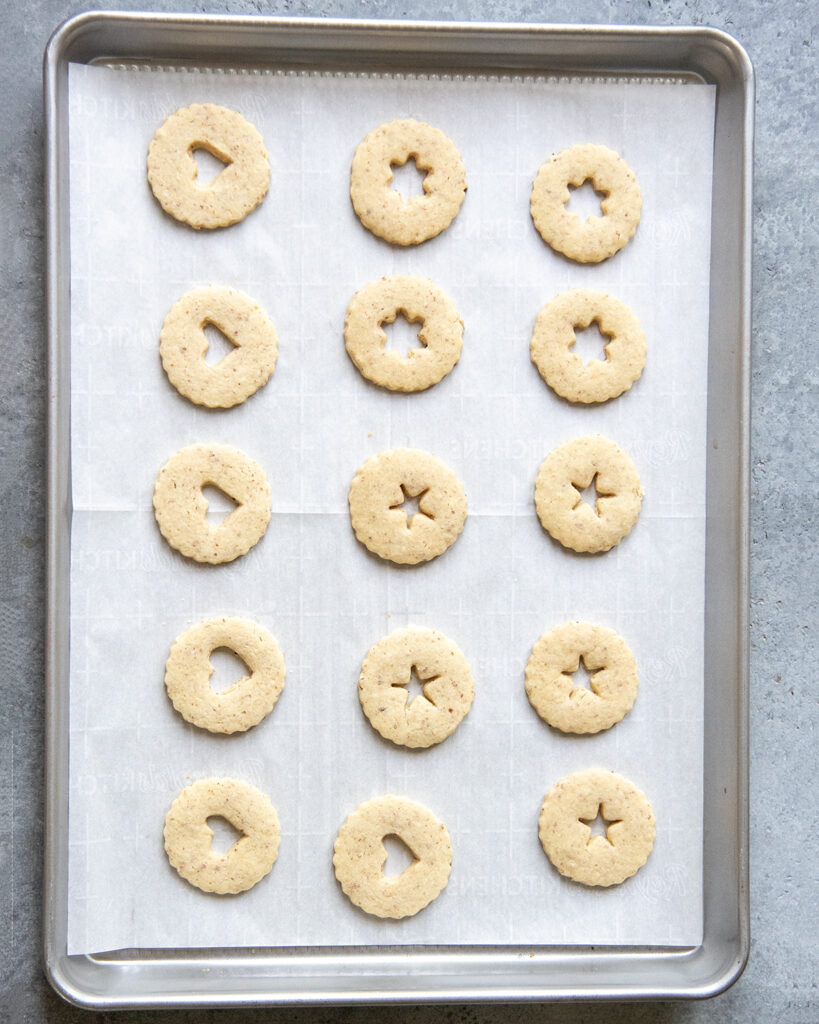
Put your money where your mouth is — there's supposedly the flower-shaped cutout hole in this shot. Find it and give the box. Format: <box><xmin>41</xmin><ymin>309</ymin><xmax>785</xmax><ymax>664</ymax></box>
<box><xmin>202</xmin><ymin>483</ymin><xmax>240</xmax><ymax>527</ymax></box>
<box><xmin>382</xmin><ymin>833</ymin><xmax>417</xmax><ymax>877</ymax></box>
<box><xmin>571</xmin><ymin>320</ymin><xmax>611</xmax><ymax>366</ymax></box>
<box><xmin>572</xmin><ymin>473</ymin><xmax>614</xmax><ymax>517</ymax></box>
<box><xmin>191</xmin><ymin>145</ymin><xmax>232</xmax><ymax>186</ymax></box>
<box><xmin>566</xmin><ymin>179</ymin><xmax>607</xmax><ymax>221</ymax></box>
<box><xmin>202</xmin><ymin>321</ymin><xmax>238</xmax><ymax>366</ymax></box>
<box><xmin>208</xmin><ymin>647</ymin><xmax>251</xmax><ymax>694</ymax></box>
<box><xmin>206</xmin><ymin>815</ymin><xmax>244</xmax><ymax>856</ymax></box>
<box><xmin>382</xmin><ymin>311</ymin><xmax>426</xmax><ymax>358</ymax></box>
<box><xmin>390</xmin><ymin>484</ymin><xmax>433</xmax><ymax>528</ymax></box>
<box><xmin>392</xmin><ymin>666</ymin><xmax>439</xmax><ymax>708</ymax></box>
<box><xmin>579</xmin><ymin>804</ymin><xmax>622</xmax><ymax>847</ymax></box>
<box><xmin>390</xmin><ymin>156</ymin><xmax>427</xmax><ymax>200</ymax></box>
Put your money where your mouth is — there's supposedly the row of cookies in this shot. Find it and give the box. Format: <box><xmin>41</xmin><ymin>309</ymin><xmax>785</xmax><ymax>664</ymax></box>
<box><xmin>164</xmin><ymin>772</ymin><xmax>655</xmax><ymax>915</ymax></box>
<box><xmin>164</xmin><ymin>619</ymin><xmax>637</xmax><ymax>742</ymax></box>
<box><xmin>148</xmin><ymin>104</ymin><xmax>641</xmax><ymax>265</ymax></box>
<box><xmin>159</xmin><ymin>280</ymin><xmax>645</xmax><ymax>407</ymax></box>
<box><xmin>152</xmin><ymin>437</ymin><xmax>643</xmax><ymax>566</ymax></box>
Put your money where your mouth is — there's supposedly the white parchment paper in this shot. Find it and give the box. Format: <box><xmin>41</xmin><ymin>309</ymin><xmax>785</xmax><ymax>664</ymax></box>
<box><xmin>67</xmin><ymin>61</ymin><xmax>714</xmax><ymax>953</ymax></box>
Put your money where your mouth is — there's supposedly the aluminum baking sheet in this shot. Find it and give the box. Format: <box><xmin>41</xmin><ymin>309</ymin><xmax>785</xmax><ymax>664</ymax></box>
<box><xmin>45</xmin><ymin>13</ymin><xmax>751</xmax><ymax>1008</ymax></box>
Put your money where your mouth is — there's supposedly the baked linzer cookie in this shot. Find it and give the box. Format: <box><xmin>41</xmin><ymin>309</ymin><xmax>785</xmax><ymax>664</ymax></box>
<box><xmin>530</xmin><ymin>289</ymin><xmax>645</xmax><ymax>403</ymax></box>
<box><xmin>333</xmin><ymin>796</ymin><xmax>452</xmax><ymax>918</ymax></box>
<box><xmin>534</xmin><ymin>435</ymin><xmax>643</xmax><ymax>553</ymax></box>
<box><xmin>159</xmin><ymin>286</ymin><xmax>278</xmax><ymax>408</ymax></box>
<box><xmin>164</xmin><ymin>777</ymin><xmax>280</xmax><ymax>894</ymax></box>
<box><xmin>147</xmin><ymin>103</ymin><xmax>269</xmax><ymax>229</ymax></box>
<box><xmin>538</xmin><ymin>769</ymin><xmax>656</xmax><ymax>887</ymax></box>
<box><xmin>348</xmin><ymin>447</ymin><xmax>467</xmax><ymax>565</ymax></box>
<box><xmin>153</xmin><ymin>443</ymin><xmax>271</xmax><ymax>564</ymax></box>
<box><xmin>525</xmin><ymin>621</ymin><xmax>638</xmax><ymax>734</ymax></box>
<box><xmin>350</xmin><ymin>118</ymin><xmax>467</xmax><ymax>245</ymax></box>
<box><xmin>164</xmin><ymin>616</ymin><xmax>286</xmax><ymax>734</ymax></box>
<box><xmin>344</xmin><ymin>275</ymin><xmax>463</xmax><ymax>392</ymax></box>
<box><xmin>530</xmin><ymin>144</ymin><xmax>641</xmax><ymax>262</ymax></box>
<box><xmin>358</xmin><ymin>626</ymin><xmax>474</xmax><ymax>748</ymax></box>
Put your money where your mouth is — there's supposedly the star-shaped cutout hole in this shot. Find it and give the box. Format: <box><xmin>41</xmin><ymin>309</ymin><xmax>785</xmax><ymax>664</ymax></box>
<box><xmin>579</xmin><ymin>804</ymin><xmax>622</xmax><ymax>847</ymax></box>
<box><xmin>390</xmin><ymin>484</ymin><xmax>433</xmax><ymax>529</ymax></box>
<box><xmin>391</xmin><ymin>666</ymin><xmax>439</xmax><ymax>708</ymax></box>
<box><xmin>572</xmin><ymin>474</ymin><xmax>615</xmax><ymax>517</ymax></box>
<box><xmin>567</xmin><ymin>657</ymin><xmax>596</xmax><ymax>699</ymax></box>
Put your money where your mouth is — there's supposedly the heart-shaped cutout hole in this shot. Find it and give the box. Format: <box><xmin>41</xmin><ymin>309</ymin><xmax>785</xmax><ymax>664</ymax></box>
<box><xmin>192</xmin><ymin>146</ymin><xmax>231</xmax><ymax>186</ymax></box>
<box><xmin>203</xmin><ymin>322</ymin><xmax>238</xmax><ymax>366</ymax></box>
<box><xmin>202</xmin><ymin>484</ymin><xmax>239</xmax><ymax>527</ymax></box>
<box><xmin>382</xmin><ymin>833</ymin><xmax>416</xmax><ymax>877</ymax></box>
<box><xmin>209</xmin><ymin>647</ymin><xmax>251</xmax><ymax>693</ymax></box>
<box><xmin>207</xmin><ymin>815</ymin><xmax>244</xmax><ymax>855</ymax></box>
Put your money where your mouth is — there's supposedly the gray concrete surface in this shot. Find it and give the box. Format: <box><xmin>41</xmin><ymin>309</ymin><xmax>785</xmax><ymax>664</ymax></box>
<box><xmin>1</xmin><ymin>0</ymin><xmax>816</xmax><ymax>1020</ymax></box>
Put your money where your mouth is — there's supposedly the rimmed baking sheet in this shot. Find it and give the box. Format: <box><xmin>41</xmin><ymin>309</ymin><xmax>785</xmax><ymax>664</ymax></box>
<box><xmin>45</xmin><ymin>14</ymin><xmax>750</xmax><ymax>1007</ymax></box>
